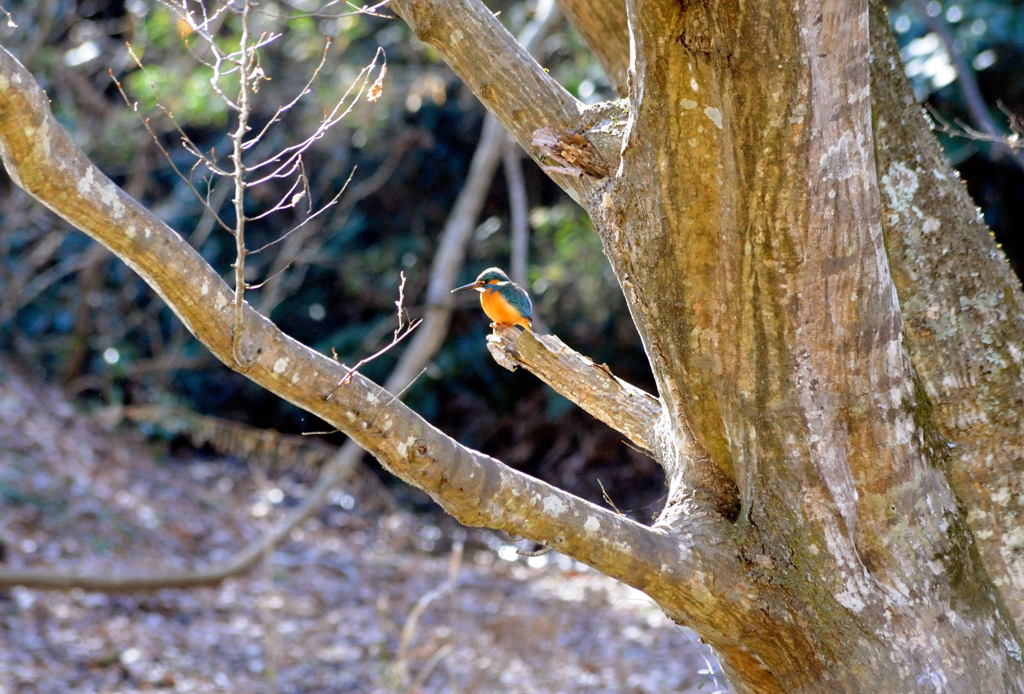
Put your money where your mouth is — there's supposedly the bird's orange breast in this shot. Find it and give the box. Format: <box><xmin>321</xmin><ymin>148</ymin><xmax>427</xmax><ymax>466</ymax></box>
<box><xmin>481</xmin><ymin>288</ymin><xmax>532</xmax><ymax>329</ymax></box>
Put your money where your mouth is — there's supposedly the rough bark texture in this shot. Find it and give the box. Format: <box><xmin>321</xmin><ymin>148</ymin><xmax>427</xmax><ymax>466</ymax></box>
<box><xmin>588</xmin><ymin>1</ymin><xmax>1022</xmax><ymax>689</ymax></box>
<box><xmin>869</xmin><ymin>2</ymin><xmax>1024</xmax><ymax>627</ymax></box>
<box><xmin>2</xmin><ymin>0</ymin><xmax>1024</xmax><ymax>689</ymax></box>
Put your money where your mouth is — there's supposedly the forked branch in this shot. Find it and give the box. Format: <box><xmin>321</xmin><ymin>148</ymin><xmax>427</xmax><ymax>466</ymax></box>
<box><xmin>388</xmin><ymin>0</ymin><xmax>609</xmax><ymax>202</ymax></box>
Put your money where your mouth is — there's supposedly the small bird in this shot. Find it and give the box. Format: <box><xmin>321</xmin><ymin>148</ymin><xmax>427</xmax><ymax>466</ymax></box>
<box><xmin>451</xmin><ymin>267</ymin><xmax>533</xmax><ymax>331</ymax></box>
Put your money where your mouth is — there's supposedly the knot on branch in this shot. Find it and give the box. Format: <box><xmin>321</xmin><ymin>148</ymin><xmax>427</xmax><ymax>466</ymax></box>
<box><xmin>231</xmin><ymin>328</ymin><xmax>262</xmax><ymax>372</ymax></box>
<box><xmin>532</xmin><ymin>127</ymin><xmax>610</xmax><ymax>179</ymax></box>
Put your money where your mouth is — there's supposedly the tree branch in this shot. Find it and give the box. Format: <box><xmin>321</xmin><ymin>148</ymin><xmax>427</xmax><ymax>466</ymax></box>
<box><xmin>0</xmin><ymin>46</ymin><xmax>729</xmax><ymax>613</ymax></box>
<box><xmin>388</xmin><ymin>0</ymin><xmax>611</xmax><ymax>202</ymax></box>
<box><xmin>0</xmin><ymin>2</ymin><xmax>566</xmax><ymax>596</ymax></box>
<box><xmin>484</xmin><ymin>326</ymin><xmax>738</xmax><ymax>521</ymax></box>
<box><xmin>485</xmin><ymin>326</ymin><xmax>661</xmax><ymax>456</ymax></box>
<box><xmin>556</xmin><ymin>0</ymin><xmax>629</xmax><ymax>96</ymax></box>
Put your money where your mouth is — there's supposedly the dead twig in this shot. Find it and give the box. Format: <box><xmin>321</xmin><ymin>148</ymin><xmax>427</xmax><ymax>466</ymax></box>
<box><xmin>597</xmin><ymin>477</ymin><xmax>625</xmax><ymax>516</ymax></box>
<box><xmin>328</xmin><ymin>271</ymin><xmax>423</xmax><ymax>398</ymax></box>
<box><xmin>390</xmin><ymin>538</ymin><xmax>464</xmax><ymax>690</ymax></box>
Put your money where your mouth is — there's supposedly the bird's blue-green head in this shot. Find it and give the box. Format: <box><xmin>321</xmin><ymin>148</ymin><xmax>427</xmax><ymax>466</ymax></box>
<box><xmin>451</xmin><ymin>266</ymin><xmax>511</xmax><ymax>293</ymax></box>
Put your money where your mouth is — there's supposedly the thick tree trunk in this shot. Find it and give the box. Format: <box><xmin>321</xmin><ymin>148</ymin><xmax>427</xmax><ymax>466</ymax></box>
<box><xmin>868</xmin><ymin>4</ymin><xmax>1024</xmax><ymax>630</ymax></box>
<box><xmin>575</xmin><ymin>1</ymin><xmax>1024</xmax><ymax>690</ymax></box>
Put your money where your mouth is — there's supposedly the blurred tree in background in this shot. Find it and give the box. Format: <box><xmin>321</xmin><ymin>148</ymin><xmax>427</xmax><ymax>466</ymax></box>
<box><xmin>888</xmin><ymin>0</ymin><xmax>1024</xmax><ymax>274</ymax></box>
<box><xmin>0</xmin><ymin>0</ymin><xmax>1020</xmax><ymax>516</ymax></box>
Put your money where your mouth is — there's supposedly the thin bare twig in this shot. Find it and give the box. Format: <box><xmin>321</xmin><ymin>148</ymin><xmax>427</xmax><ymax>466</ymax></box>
<box><xmin>108</xmin><ymin>66</ymin><xmax>232</xmax><ymax>234</ymax></box>
<box><xmin>242</xmin><ymin>48</ymin><xmax>386</xmax><ymax>182</ymax></box>
<box><xmin>246</xmin><ymin>174</ymin><xmax>306</xmax><ymax>221</ymax></box>
<box><xmin>243</xmin><ymin>38</ymin><xmax>333</xmax><ymax>152</ymax></box>
<box><xmin>123</xmin><ymin>41</ymin><xmax>233</xmax><ymax>178</ymax></box>
<box><xmin>928</xmin><ymin>105</ymin><xmax>1022</xmax><ymax>153</ymax></box>
<box><xmin>245</xmin><ymin>254</ymin><xmax>296</xmax><ymax>290</ymax></box>
<box><xmin>391</xmin><ymin>538</ymin><xmax>464</xmax><ymax>689</ymax></box>
<box><xmin>129</xmin><ymin>0</ymin><xmax>392</xmax><ymax>337</ymax></box>
<box><xmin>329</xmin><ymin>271</ymin><xmax>423</xmax><ymax>396</ymax></box>
<box><xmin>230</xmin><ymin>0</ymin><xmax>255</xmax><ymax>366</ymax></box>
<box><xmin>597</xmin><ymin>477</ymin><xmax>625</xmax><ymax>516</ymax></box>
<box><xmin>249</xmin><ymin>167</ymin><xmax>356</xmax><ymax>256</ymax></box>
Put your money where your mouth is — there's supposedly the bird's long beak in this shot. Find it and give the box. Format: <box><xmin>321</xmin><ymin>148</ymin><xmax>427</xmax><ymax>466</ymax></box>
<box><xmin>451</xmin><ymin>281</ymin><xmax>480</xmax><ymax>293</ymax></box>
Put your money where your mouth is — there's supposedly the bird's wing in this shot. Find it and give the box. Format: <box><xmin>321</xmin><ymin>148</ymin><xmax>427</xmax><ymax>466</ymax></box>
<box><xmin>510</xmin><ymin>285</ymin><xmax>533</xmax><ymax>317</ymax></box>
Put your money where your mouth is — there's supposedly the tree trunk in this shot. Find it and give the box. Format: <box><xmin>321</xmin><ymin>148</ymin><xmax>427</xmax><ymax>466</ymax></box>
<box><xmin>0</xmin><ymin>0</ymin><xmax>1022</xmax><ymax>691</ymax></box>
<box><xmin>572</xmin><ymin>1</ymin><xmax>1024</xmax><ymax>690</ymax></box>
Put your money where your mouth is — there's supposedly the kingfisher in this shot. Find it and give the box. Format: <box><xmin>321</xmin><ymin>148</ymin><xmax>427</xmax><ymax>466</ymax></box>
<box><xmin>451</xmin><ymin>267</ymin><xmax>533</xmax><ymax>331</ymax></box>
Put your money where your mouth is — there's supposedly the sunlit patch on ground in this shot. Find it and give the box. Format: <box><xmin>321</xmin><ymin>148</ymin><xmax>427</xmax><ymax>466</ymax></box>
<box><xmin>0</xmin><ymin>359</ymin><xmax>727</xmax><ymax>693</ymax></box>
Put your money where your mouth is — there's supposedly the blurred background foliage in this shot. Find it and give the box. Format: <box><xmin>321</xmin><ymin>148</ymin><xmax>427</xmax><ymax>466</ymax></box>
<box><xmin>891</xmin><ymin>0</ymin><xmax>1024</xmax><ymax>272</ymax></box>
<box><xmin>0</xmin><ymin>0</ymin><xmax>1021</xmax><ymax>516</ymax></box>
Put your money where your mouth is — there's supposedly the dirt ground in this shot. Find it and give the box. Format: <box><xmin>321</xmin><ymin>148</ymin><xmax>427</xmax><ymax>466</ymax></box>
<box><xmin>0</xmin><ymin>359</ymin><xmax>728</xmax><ymax>693</ymax></box>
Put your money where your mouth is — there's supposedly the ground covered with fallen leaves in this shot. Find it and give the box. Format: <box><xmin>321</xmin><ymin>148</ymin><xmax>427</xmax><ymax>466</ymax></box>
<box><xmin>0</xmin><ymin>359</ymin><xmax>728</xmax><ymax>693</ymax></box>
